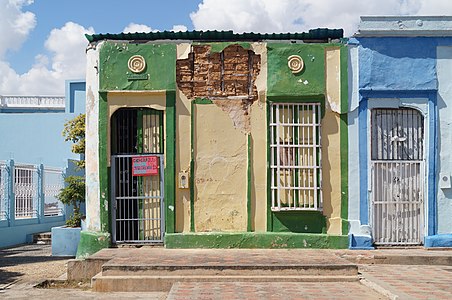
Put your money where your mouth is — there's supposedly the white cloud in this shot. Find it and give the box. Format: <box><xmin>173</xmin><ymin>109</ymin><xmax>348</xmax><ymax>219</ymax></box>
<box><xmin>171</xmin><ymin>25</ymin><xmax>188</xmax><ymax>32</ymax></box>
<box><xmin>0</xmin><ymin>0</ymin><xmax>36</xmax><ymax>58</ymax></box>
<box><xmin>123</xmin><ymin>23</ymin><xmax>153</xmax><ymax>33</ymax></box>
<box><xmin>190</xmin><ymin>0</ymin><xmax>452</xmax><ymax>36</ymax></box>
<box><xmin>0</xmin><ymin>20</ymin><xmax>93</xmax><ymax>95</ymax></box>
<box><xmin>123</xmin><ymin>23</ymin><xmax>188</xmax><ymax>33</ymax></box>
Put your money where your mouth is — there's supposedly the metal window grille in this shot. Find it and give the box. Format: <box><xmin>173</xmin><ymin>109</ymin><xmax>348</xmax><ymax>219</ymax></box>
<box><xmin>43</xmin><ymin>167</ymin><xmax>65</xmax><ymax>216</ymax></box>
<box><xmin>270</xmin><ymin>103</ymin><xmax>322</xmax><ymax>211</ymax></box>
<box><xmin>14</xmin><ymin>164</ymin><xmax>38</xmax><ymax>218</ymax></box>
<box><xmin>0</xmin><ymin>162</ymin><xmax>7</xmax><ymax>220</ymax></box>
<box><xmin>371</xmin><ymin>108</ymin><xmax>424</xmax><ymax>245</ymax></box>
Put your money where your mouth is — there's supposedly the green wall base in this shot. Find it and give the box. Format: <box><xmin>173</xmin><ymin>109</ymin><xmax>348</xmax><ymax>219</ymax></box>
<box><xmin>165</xmin><ymin>232</ymin><xmax>348</xmax><ymax>249</ymax></box>
<box><xmin>76</xmin><ymin>230</ymin><xmax>111</xmax><ymax>259</ymax></box>
<box><xmin>271</xmin><ymin>211</ymin><xmax>326</xmax><ymax>233</ymax></box>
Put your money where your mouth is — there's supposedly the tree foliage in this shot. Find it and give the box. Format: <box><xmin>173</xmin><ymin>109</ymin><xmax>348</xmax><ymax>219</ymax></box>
<box><xmin>62</xmin><ymin>113</ymin><xmax>85</xmax><ymax>168</ymax></box>
<box><xmin>59</xmin><ymin>113</ymin><xmax>86</xmax><ymax>227</ymax></box>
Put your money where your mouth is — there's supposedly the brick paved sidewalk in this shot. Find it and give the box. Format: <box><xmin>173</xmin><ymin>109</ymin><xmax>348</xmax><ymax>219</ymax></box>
<box><xmin>359</xmin><ymin>264</ymin><xmax>452</xmax><ymax>300</ymax></box>
<box><xmin>167</xmin><ymin>281</ymin><xmax>385</xmax><ymax>300</ymax></box>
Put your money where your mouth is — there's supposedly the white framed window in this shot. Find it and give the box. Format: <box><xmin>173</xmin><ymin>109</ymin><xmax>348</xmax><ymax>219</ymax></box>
<box><xmin>270</xmin><ymin>102</ymin><xmax>322</xmax><ymax>211</ymax></box>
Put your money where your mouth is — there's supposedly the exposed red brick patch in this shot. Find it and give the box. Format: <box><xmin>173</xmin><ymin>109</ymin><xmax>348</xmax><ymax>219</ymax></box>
<box><xmin>176</xmin><ymin>44</ymin><xmax>261</xmax><ymax>132</ymax></box>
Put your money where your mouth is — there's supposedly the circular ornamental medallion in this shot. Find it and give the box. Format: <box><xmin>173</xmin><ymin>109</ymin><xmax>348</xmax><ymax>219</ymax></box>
<box><xmin>128</xmin><ymin>55</ymin><xmax>146</xmax><ymax>73</ymax></box>
<box><xmin>287</xmin><ymin>55</ymin><xmax>304</xmax><ymax>74</ymax></box>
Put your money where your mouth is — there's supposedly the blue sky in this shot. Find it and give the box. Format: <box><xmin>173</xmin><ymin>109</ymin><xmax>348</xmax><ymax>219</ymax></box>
<box><xmin>7</xmin><ymin>0</ymin><xmax>200</xmax><ymax>74</ymax></box>
<box><xmin>1</xmin><ymin>0</ymin><xmax>452</xmax><ymax>95</ymax></box>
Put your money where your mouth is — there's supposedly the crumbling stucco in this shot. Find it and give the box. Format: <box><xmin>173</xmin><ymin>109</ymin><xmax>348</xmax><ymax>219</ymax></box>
<box><xmin>194</xmin><ymin>104</ymin><xmax>248</xmax><ymax>232</ymax></box>
<box><xmin>177</xmin><ymin>44</ymin><xmax>261</xmax><ymax>133</ymax></box>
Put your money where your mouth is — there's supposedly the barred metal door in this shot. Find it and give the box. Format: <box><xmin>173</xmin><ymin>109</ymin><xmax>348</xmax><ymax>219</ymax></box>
<box><xmin>111</xmin><ymin>108</ymin><xmax>164</xmax><ymax>243</ymax></box>
<box><xmin>111</xmin><ymin>154</ymin><xmax>164</xmax><ymax>243</ymax></box>
<box><xmin>371</xmin><ymin>108</ymin><xmax>424</xmax><ymax>245</ymax></box>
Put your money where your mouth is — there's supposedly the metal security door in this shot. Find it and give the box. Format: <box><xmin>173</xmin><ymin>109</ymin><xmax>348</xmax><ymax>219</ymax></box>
<box><xmin>111</xmin><ymin>108</ymin><xmax>164</xmax><ymax>243</ymax></box>
<box><xmin>371</xmin><ymin>108</ymin><xmax>424</xmax><ymax>245</ymax></box>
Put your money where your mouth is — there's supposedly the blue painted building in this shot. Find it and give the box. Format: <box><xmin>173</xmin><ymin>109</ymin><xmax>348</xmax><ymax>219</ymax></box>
<box><xmin>348</xmin><ymin>16</ymin><xmax>452</xmax><ymax>248</ymax></box>
<box><xmin>0</xmin><ymin>80</ymin><xmax>86</xmax><ymax>248</ymax></box>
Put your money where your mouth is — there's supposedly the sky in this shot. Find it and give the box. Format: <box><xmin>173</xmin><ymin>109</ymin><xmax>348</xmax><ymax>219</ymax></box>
<box><xmin>1</xmin><ymin>0</ymin><xmax>452</xmax><ymax>96</ymax></box>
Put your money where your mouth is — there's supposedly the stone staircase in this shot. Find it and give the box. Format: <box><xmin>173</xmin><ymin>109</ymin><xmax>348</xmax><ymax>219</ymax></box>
<box><xmin>76</xmin><ymin>248</ymin><xmax>359</xmax><ymax>292</ymax></box>
<box><xmin>33</xmin><ymin>232</ymin><xmax>52</xmax><ymax>245</ymax></box>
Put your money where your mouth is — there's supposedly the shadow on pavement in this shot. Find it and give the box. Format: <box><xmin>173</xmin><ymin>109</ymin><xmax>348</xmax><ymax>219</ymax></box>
<box><xmin>0</xmin><ymin>244</ymin><xmax>67</xmax><ymax>267</ymax></box>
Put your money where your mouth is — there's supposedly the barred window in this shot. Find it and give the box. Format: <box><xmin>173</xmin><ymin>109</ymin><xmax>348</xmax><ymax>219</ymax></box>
<box><xmin>270</xmin><ymin>103</ymin><xmax>322</xmax><ymax>211</ymax></box>
<box><xmin>0</xmin><ymin>163</ymin><xmax>6</xmax><ymax>220</ymax></box>
<box><xmin>15</xmin><ymin>165</ymin><xmax>37</xmax><ymax>218</ymax></box>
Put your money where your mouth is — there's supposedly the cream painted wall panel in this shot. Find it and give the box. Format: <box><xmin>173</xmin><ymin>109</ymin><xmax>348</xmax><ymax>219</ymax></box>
<box><xmin>250</xmin><ymin>100</ymin><xmax>267</xmax><ymax>231</ymax></box>
<box><xmin>324</xmin><ymin>47</ymin><xmax>342</xmax><ymax>235</ymax></box>
<box><xmin>194</xmin><ymin>104</ymin><xmax>248</xmax><ymax>232</ymax></box>
<box><xmin>175</xmin><ymin>90</ymin><xmax>192</xmax><ymax>232</ymax></box>
<box><xmin>174</xmin><ymin>43</ymin><xmax>198</xmax><ymax>232</ymax></box>
<box><xmin>250</xmin><ymin>42</ymin><xmax>267</xmax><ymax>232</ymax></box>
<box><xmin>326</xmin><ymin>47</ymin><xmax>341</xmax><ymax>113</ymax></box>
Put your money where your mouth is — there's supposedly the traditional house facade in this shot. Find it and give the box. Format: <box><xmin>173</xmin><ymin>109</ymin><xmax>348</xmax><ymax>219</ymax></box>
<box><xmin>348</xmin><ymin>16</ymin><xmax>452</xmax><ymax>248</ymax></box>
<box><xmin>79</xmin><ymin>30</ymin><xmax>349</xmax><ymax>256</ymax></box>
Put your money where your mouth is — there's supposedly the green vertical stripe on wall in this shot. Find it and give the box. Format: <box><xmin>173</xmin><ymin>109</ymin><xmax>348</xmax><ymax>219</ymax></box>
<box><xmin>340</xmin><ymin>46</ymin><xmax>349</xmax><ymax>235</ymax></box>
<box><xmin>98</xmin><ymin>92</ymin><xmax>110</xmax><ymax>233</ymax></box>
<box><xmin>165</xmin><ymin>91</ymin><xmax>176</xmax><ymax>234</ymax></box>
<box><xmin>190</xmin><ymin>101</ymin><xmax>195</xmax><ymax>232</ymax></box>
<box><xmin>247</xmin><ymin>133</ymin><xmax>252</xmax><ymax>232</ymax></box>
<box><xmin>266</xmin><ymin>101</ymin><xmax>273</xmax><ymax>232</ymax></box>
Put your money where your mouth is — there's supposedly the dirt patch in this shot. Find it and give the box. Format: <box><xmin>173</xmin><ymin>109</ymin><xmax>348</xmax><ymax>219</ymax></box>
<box><xmin>0</xmin><ymin>244</ymin><xmax>68</xmax><ymax>287</ymax></box>
<box><xmin>36</xmin><ymin>279</ymin><xmax>90</xmax><ymax>290</ymax></box>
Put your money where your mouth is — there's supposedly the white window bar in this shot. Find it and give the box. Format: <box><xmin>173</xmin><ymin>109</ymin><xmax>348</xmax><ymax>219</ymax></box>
<box><xmin>14</xmin><ymin>164</ymin><xmax>38</xmax><ymax>218</ymax></box>
<box><xmin>43</xmin><ymin>167</ymin><xmax>65</xmax><ymax>216</ymax></box>
<box><xmin>270</xmin><ymin>103</ymin><xmax>322</xmax><ymax>211</ymax></box>
<box><xmin>0</xmin><ymin>162</ymin><xmax>7</xmax><ymax>220</ymax></box>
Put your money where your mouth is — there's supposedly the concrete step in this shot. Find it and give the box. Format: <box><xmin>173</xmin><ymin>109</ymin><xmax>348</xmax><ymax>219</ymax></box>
<box><xmin>336</xmin><ymin>249</ymin><xmax>452</xmax><ymax>266</ymax></box>
<box><xmin>33</xmin><ymin>232</ymin><xmax>52</xmax><ymax>244</ymax></box>
<box><xmin>87</xmin><ymin>248</ymin><xmax>360</xmax><ymax>292</ymax></box>
<box><xmin>91</xmin><ymin>274</ymin><xmax>359</xmax><ymax>292</ymax></box>
<box><xmin>101</xmin><ymin>263</ymin><xmax>358</xmax><ymax>277</ymax></box>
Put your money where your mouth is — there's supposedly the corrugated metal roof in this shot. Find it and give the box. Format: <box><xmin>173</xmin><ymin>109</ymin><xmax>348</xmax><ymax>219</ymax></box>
<box><xmin>85</xmin><ymin>29</ymin><xmax>343</xmax><ymax>43</ymax></box>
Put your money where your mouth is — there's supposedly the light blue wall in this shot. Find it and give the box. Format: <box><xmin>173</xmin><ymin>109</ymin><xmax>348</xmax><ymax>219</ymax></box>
<box><xmin>0</xmin><ymin>80</ymin><xmax>85</xmax><ymax>167</ymax></box>
<box><xmin>358</xmin><ymin>37</ymin><xmax>438</xmax><ymax>91</ymax></box>
<box><xmin>0</xmin><ymin>80</ymin><xmax>86</xmax><ymax>249</ymax></box>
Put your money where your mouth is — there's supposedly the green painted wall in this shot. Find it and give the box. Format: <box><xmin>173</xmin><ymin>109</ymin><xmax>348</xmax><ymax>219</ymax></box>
<box><xmin>272</xmin><ymin>211</ymin><xmax>327</xmax><ymax>234</ymax></box>
<box><xmin>99</xmin><ymin>42</ymin><xmax>176</xmax><ymax>91</ymax></box>
<box><xmin>266</xmin><ymin>43</ymin><xmax>348</xmax><ymax>237</ymax></box>
<box><xmin>98</xmin><ymin>92</ymin><xmax>110</xmax><ymax>233</ymax></box>
<box><xmin>267</xmin><ymin>43</ymin><xmax>326</xmax><ymax>97</ymax></box>
<box><xmin>165</xmin><ymin>232</ymin><xmax>348</xmax><ymax>249</ymax></box>
<box><xmin>339</xmin><ymin>46</ymin><xmax>349</xmax><ymax>235</ymax></box>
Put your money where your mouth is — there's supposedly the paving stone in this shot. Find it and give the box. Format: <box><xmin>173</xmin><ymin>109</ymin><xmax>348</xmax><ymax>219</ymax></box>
<box><xmin>167</xmin><ymin>281</ymin><xmax>385</xmax><ymax>300</ymax></box>
<box><xmin>359</xmin><ymin>264</ymin><xmax>452</xmax><ymax>299</ymax></box>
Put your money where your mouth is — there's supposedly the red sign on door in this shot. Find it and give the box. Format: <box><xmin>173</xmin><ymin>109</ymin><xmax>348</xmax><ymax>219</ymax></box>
<box><xmin>132</xmin><ymin>156</ymin><xmax>159</xmax><ymax>176</ymax></box>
